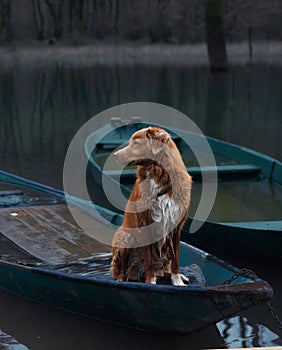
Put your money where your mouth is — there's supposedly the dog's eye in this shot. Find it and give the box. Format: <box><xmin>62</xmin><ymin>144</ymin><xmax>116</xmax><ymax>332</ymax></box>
<box><xmin>132</xmin><ymin>140</ymin><xmax>139</xmax><ymax>145</ymax></box>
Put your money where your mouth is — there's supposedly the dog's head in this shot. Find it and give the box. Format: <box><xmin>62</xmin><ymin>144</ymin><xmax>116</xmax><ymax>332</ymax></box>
<box><xmin>113</xmin><ymin>127</ymin><xmax>172</xmax><ymax>166</ymax></box>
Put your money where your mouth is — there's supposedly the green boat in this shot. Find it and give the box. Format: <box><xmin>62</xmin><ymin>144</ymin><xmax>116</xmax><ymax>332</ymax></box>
<box><xmin>85</xmin><ymin>120</ymin><xmax>282</xmax><ymax>259</ymax></box>
<box><xmin>0</xmin><ymin>170</ymin><xmax>273</xmax><ymax>334</ymax></box>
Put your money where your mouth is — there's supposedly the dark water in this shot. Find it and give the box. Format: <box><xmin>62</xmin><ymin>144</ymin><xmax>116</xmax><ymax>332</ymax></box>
<box><xmin>192</xmin><ymin>180</ymin><xmax>282</xmax><ymax>222</ymax></box>
<box><xmin>0</xmin><ymin>61</ymin><xmax>282</xmax><ymax>349</ymax></box>
<box><xmin>94</xmin><ymin>150</ymin><xmax>282</xmax><ymax>222</ymax></box>
<box><xmin>0</xmin><ymin>63</ymin><xmax>282</xmax><ymax>188</ymax></box>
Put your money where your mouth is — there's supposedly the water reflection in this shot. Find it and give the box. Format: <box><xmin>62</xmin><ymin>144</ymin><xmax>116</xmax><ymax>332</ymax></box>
<box><xmin>0</xmin><ymin>64</ymin><xmax>281</xmax><ymax>189</ymax></box>
<box><xmin>217</xmin><ymin>315</ymin><xmax>282</xmax><ymax>348</ymax></box>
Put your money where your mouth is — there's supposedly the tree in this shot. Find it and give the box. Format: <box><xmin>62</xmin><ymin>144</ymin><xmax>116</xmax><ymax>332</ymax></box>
<box><xmin>224</xmin><ymin>0</ymin><xmax>281</xmax><ymax>66</ymax></box>
<box><xmin>31</xmin><ymin>0</ymin><xmax>45</xmax><ymax>40</ymax></box>
<box><xmin>204</xmin><ymin>0</ymin><xmax>228</xmax><ymax>71</ymax></box>
<box><xmin>0</xmin><ymin>0</ymin><xmax>11</xmax><ymax>43</ymax></box>
<box><xmin>45</xmin><ymin>0</ymin><xmax>65</xmax><ymax>39</ymax></box>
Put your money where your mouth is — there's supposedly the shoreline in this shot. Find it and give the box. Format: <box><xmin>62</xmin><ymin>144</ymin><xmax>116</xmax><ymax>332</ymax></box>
<box><xmin>0</xmin><ymin>41</ymin><xmax>282</xmax><ymax>67</ymax></box>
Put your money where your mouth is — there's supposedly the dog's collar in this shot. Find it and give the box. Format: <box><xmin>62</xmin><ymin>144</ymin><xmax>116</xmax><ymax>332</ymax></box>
<box><xmin>128</xmin><ymin>159</ymin><xmax>153</xmax><ymax>166</ymax></box>
<box><xmin>157</xmin><ymin>185</ymin><xmax>172</xmax><ymax>197</ymax></box>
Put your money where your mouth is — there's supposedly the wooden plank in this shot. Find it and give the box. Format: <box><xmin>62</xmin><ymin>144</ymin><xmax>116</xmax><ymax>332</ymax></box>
<box><xmin>0</xmin><ymin>204</ymin><xmax>110</xmax><ymax>264</ymax></box>
<box><xmin>189</xmin><ymin>164</ymin><xmax>261</xmax><ymax>175</ymax></box>
<box><xmin>104</xmin><ymin>164</ymin><xmax>261</xmax><ymax>179</ymax></box>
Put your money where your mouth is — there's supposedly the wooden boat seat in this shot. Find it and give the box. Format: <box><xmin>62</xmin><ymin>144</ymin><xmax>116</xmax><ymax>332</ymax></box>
<box><xmin>0</xmin><ymin>204</ymin><xmax>110</xmax><ymax>265</ymax></box>
<box><xmin>105</xmin><ymin>164</ymin><xmax>261</xmax><ymax>181</ymax></box>
<box><xmin>188</xmin><ymin>164</ymin><xmax>261</xmax><ymax>178</ymax></box>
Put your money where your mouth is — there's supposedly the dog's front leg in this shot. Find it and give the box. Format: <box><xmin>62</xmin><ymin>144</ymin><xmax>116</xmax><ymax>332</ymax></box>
<box><xmin>110</xmin><ymin>248</ymin><xmax>129</xmax><ymax>282</ymax></box>
<box><xmin>142</xmin><ymin>246</ymin><xmax>156</xmax><ymax>284</ymax></box>
<box><xmin>171</xmin><ymin>228</ymin><xmax>189</xmax><ymax>286</ymax></box>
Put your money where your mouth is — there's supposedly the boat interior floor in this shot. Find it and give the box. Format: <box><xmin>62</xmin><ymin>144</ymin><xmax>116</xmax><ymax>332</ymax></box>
<box><xmin>0</xmin><ymin>204</ymin><xmax>111</xmax><ymax>265</ymax></box>
<box><xmin>0</xmin><ymin>204</ymin><xmax>206</xmax><ymax>287</ymax></box>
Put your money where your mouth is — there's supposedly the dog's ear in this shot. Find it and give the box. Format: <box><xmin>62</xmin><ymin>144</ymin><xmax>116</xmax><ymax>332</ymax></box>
<box><xmin>146</xmin><ymin>127</ymin><xmax>170</xmax><ymax>155</ymax></box>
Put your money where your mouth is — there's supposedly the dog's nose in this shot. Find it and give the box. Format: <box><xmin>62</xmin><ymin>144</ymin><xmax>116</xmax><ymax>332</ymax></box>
<box><xmin>114</xmin><ymin>150</ymin><xmax>123</xmax><ymax>160</ymax></box>
<box><xmin>113</xmin><ymin>151</ymin><xmax>119</xmax><ymax>158</ymax></box>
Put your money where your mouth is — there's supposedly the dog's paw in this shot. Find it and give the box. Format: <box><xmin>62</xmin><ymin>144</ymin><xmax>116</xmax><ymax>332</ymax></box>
<box><xmin>117</xmin><ymin>274</ymin><xmax>126</xmax><ymax>282</ymax></box>
<box><xmin>171</xmin><ymin>273</ymin><xmax>189</xmax><ymax>286</ymax></box>
<box><xmin>146</xmin><ymin>274</ymin><xmax>157</xmax><ymax>284</ymax></box>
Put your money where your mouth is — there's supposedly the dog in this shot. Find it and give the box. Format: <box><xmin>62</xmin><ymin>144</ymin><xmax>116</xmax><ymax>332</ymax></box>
<box><xmin>110</xmin><ymin>126</ymin><xmax>192</xmax><ymax>286</ymax></box>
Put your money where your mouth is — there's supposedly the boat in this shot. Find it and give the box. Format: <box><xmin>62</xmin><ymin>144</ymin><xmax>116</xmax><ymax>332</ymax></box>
<box><xmin>0</xmin><ymin>170</ymin><xmax>273</xmax><ymax>334</ymax></box>
<box><xmin>85</xmin><ymin>119</ymin><xmax>282</xmax><ymax>259</ymax></box>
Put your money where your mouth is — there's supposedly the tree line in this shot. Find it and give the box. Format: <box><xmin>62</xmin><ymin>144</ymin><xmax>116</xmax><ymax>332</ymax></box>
<box><xmin>0</xmin><ymin>0</ymin><xmax>281</xmax><ymax>69</ymax></box>
<box><xmin>0</xmin><ymin>0</ymin><xmax>281</xmax><ymax>43</ymax></box>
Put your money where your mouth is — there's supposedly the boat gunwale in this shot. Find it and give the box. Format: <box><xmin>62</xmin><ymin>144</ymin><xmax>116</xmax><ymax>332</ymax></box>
<box><xmin>0</xmin><ymin>257</ymin><xmax>272</xmax><ymax>298</ymax></box>
<box><xmin>0</xmin><ymin>169</ymin><xmax>118</xmax><ymax>222</ymax></box>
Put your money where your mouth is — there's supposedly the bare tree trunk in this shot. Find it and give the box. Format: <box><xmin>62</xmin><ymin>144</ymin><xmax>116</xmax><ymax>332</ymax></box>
<box><xmin>68</xmin><ymin>0</ymin><xmax>74</xmax><ymax>33</ymax></box>
<box><xmin>31</xmin><ymin>0</ymin><xmax>45</xmax><ymax>40</ymax></box>
<box><xmin>0</xmin><ymin>0</ymin><xmax>12</xmax><ymax>43</ymax></box>
<box><xmin>248</xmin><ymin>25</ymin><xmax>253</xmax><ymax>66</ymax></box>
<box><xmin>204</xmin><ymin>0</ymin><xmax>228</xmax><ymax>71</ymax></box>
<box><xmin>114</xmin><ymin>0</ymin><xmax>119</xmax><ymax>37</ymax></box>
<box><xmin>45</xmin><ymin>0</ymin><xmax>65</xmax><ymax>39</ymax></box>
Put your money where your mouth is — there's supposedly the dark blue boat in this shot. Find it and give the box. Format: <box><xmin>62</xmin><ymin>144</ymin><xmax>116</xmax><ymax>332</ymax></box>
<box><xmin>0</xmin><ymin>170</ymin><xmax>273</xmax><ymax>334</ymax></box>
<box><xmin>85</xmin><ymin>120</ymin><xmax>282</xmax><ymax>259</ymax></box>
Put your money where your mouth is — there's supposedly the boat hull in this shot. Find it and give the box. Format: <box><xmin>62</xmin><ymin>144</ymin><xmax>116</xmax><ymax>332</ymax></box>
<box><xmin>0</xmin><ymin>258</ymin><xmax>272</xmax><ymax>334</ymax></box>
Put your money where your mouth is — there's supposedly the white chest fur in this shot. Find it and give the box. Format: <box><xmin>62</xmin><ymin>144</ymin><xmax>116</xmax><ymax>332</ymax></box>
<box><xmin>148</xmin><ymin>179</ymin><xmax>180</xmax><ymax>235</ymax></box>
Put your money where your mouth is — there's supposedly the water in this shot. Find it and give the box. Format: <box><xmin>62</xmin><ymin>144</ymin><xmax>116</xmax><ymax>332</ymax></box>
<box><xmin>192</xmin><ymin>180</ymin><xmax>282</xmax><ymax>222</ymax></box>
<box><xmin>93</xmin><ymin>149</ymin><xmax>282</xmax><ymax>222</ymax></box>
<box><xmin>0</xmin><ymin>63</ymin><xmax>281</xmax><ymax>188</ymax></box>
<box><xmin>0</xmin><ymin>60</ymin><xmax>282</xmax><ymax>349</ymax></box>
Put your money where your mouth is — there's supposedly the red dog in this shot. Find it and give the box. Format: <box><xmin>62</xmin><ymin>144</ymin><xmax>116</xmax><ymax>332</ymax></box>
<box><xmin>110</xmin><ymin>127</ymin><xmax>192</xmax><ymax>286</ymax></box>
